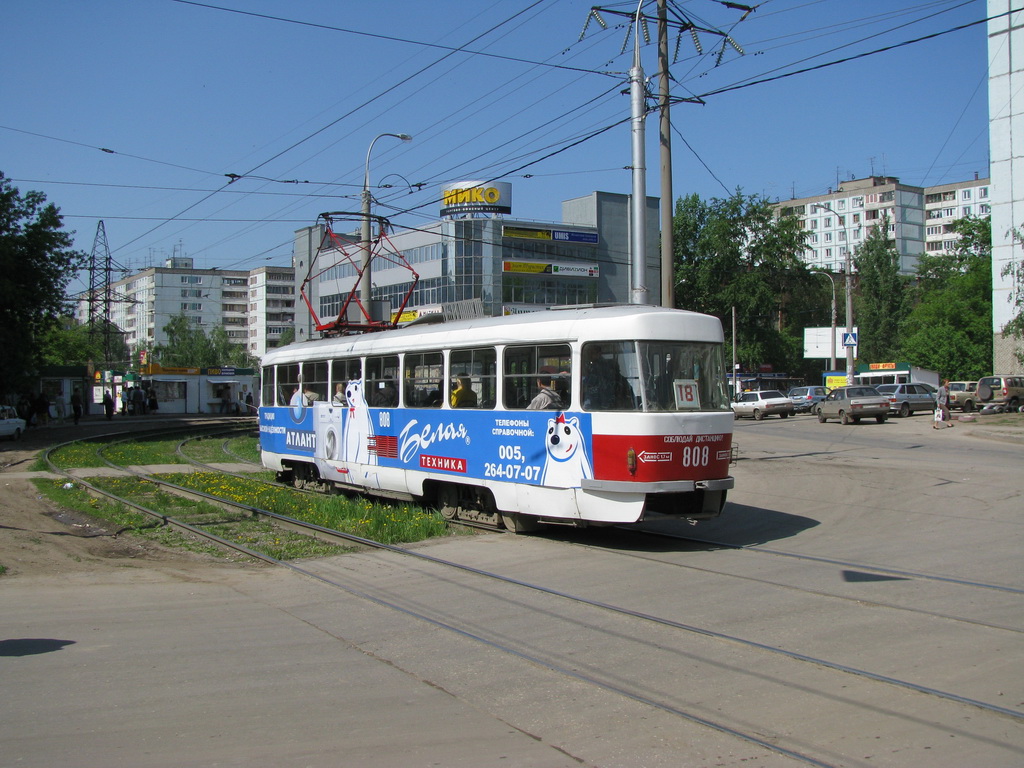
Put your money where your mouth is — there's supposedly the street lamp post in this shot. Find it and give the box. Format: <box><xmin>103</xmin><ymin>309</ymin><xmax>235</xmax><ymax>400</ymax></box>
<box><xmin>361</xmin><ymin>132</ymin><xmax>412</xmax><ymax>312</ymax></box>
<box><xmin>815</xmin><ymin>203</ymin><xmax>854</xmax><ymax>385</ymax></box>
<box><xmin>811</xmin><ymin>270</ymin><xmax>837</xmax><ymax>374</ymax></box>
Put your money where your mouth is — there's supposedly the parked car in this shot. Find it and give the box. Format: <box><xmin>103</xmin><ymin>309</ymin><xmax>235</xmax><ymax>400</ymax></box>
<box><xmin>976</xmin><ymin>375</ymin><xmax>1024</xmax><ymax>410</ymax></box>
<box><xmin>816</xmin><ymin>386</ymin><xmax>890</xmax><ymax>424</ymax></box>
<box><xmin>947</xmin><ymin>381</ymin><xmax>978</xmax><ymax>412</ymax></box>
<box><xmin>787</xmin><ymin>386</ymin><xmax>829</xmax><ymax>413</ymax></box>
<box><xmin>732</xmin><ymin>390</ymin><xmax>794</xmax><ymax>420</ymax></box>
<box><xmin>875</xmin><ymin>383</ymin><xmax>937</xmax><ymax>417</ymax></box>
<box><xmin>0</xmin><ymin>404</ymin><xmax>26</xmax><ymax>440</ymax></box>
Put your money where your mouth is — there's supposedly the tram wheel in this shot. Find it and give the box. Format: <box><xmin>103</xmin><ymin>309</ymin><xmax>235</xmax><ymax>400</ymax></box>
<box><xmin>438</xmin><ymin>484</ymin><xmax>460</xmax><ymax>520</ymax></box>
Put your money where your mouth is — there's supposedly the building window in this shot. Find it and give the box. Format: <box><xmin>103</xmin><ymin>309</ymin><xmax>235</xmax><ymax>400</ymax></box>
<box><xmin>962</xmin><ymin>206</ymin><xmax>972</xmax><ymax>216</ymax></box>
<box><xmin>962</xmin><ymin>190</ymin><xmax>972</xmax><ymax>200</ymax></box>
<box><xmin>180</xmin><ymin>276</ymin><xmax>202</xmax><ymax>284</ymax></box>
<box><xmin>979</xmin><ymin>187</ymin><xmax>989</xmax><ymax>198</ymax></box>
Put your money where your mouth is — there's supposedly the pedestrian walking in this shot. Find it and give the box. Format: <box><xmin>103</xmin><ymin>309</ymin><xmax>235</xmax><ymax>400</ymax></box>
<box><xmin>934</xmin><ymin>379</ymin><xmax>954</xmax><ymax>429</ymax></box>
<box><xmin>102</xmin><ymin>390</ymin><xmax>115</xmax><ymax>420</ymax></box>
<box><xmin>71</xmin><ymin>388</ymin><xmax>84</xmax><ymax>425</ymax></box>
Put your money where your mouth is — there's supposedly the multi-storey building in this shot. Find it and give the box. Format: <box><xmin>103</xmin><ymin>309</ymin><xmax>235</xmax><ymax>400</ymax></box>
<box><xmin>291</xmin><ymin>189</ymin><xmax>660</xmax><ymax>344</ymax></box>
<box><xmin>78</xmin><ymin>257</ymin><xmax>295</xmax><ymax>361</ymax></box>
<box><xmin>923</xmin><ymin>177</ymin><xmax>992</xmax><ymax>254</ymax></box>
<box><xmin>247</xmin><ymin>266</ymin><xmax>298</xmax><ymax>357</ymax></box>
<box><xmin>988</xmin><ymin>0</ymin><xmax>1024</xmax><ymax>372</ymax></box>
<box><xmin>776</xmin><ymin>175</ymin><xmax>991</xmax><ymax>275</ymax></box>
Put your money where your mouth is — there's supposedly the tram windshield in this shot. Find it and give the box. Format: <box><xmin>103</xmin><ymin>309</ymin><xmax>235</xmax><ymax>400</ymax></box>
<box><xmin>638</xmin><ymin>341</ymin><xmax>731</xmax><ymax>412</ymax></box>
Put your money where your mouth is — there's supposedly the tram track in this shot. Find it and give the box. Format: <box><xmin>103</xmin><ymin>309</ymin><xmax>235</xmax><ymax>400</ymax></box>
<box><xmin>526</xmin><ymin>526</ymin><xmax>1024</xmax><ymax>636</ymax></box>
<box><xmin>39</xmin><ymin>426</ymin><xmax>1024</xmax><ymax>766</ymax></box>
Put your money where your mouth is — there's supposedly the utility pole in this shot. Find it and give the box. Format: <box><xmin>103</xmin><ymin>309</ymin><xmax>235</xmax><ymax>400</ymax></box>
<box><xmin>581</xmin><ymin>2</ymin><xmax>752</xmax><ymax>308</ymax></box>
<box><xmin>658</xmin><ymin>0</ymin><xmax>673</xmax><ymax>308</ymax></box>
<box><xmin>629</xmin><ymin>0</ymin><xmax>650</xmax><ymax>305</ymax></box>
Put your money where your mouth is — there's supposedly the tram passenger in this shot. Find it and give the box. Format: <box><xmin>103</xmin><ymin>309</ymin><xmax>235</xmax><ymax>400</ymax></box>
<box><xmin>450</xmin><ymin>375</ymin><xmax>477</xmax><ymax>408</ymax></box>
<box><xmin>372</xmin><ymin>378</ymin><xmax>398</xmax><ymax>407</ymax></box>
<box><xmin>332</xmin><ymin>382</ymin><xmax>347</xmax><ymax>405</ymax></box>
<box><xmin>527</xmin><ymin>371</ymin><xmax>563</xmax><ymax>410</ymax></box>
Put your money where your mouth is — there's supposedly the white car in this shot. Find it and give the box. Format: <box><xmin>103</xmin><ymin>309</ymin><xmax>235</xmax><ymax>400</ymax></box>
<box><xmin>0</xmin><ymin>405</ymin><xmax>26</xmax><ymax>440</ymax></box>
<box><xmin>732</xmin><ymin>390</ymin><xmax>794</xmax><ymax>420</ymax></box>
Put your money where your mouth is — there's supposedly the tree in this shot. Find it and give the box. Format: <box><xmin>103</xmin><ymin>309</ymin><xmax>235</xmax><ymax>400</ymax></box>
<box><xmin>673</xmin><ymin>191</ymin><xmax>819</xmax><ymax>378</ymax></box>
<box><xmin>0</xmin><ymin>173</ymin><xmax>86</xmax><ymax>396</ymax></box>
<box><xmin>900</xmin><ymin>217</ymin><xmax>992</xmax><ymax>378</ymax></box>
<box><xmin>151</xmin><ymin>312</ymin><xmax>257</xmax><ymax>369</ymax></box>
<box><xmin>1003</xmin><ymin>225</ymin><xmax>1024</xmax><ymax>366</ymax></box>
<box><xmin>853</xmin><ymin>214</ymin><xmax>908</xmax><ymax>363</ymax></box>
<box><xmin>38</xmin><ymin>316</ymin><xmax>131</xmax><ymax>370</ymax></box>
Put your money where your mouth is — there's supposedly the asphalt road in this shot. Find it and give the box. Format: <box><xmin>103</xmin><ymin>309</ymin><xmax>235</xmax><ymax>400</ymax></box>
<box><xmin>2</xmin><ymin>411</ymin><xmax>1021</xmax><ymax>767</ymax></box>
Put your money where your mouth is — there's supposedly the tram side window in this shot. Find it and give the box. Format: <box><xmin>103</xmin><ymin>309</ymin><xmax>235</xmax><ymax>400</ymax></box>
<box><xmin>365</xmin><ymin>355</ymin><xmax>400</xmax><ymax>407</ymax></box>
<box><xmin>449</xmin><ymin>347</ymin><xmax>496</xmax><ymax>409</ymax></box>
<box><xmin>304</xmin><ymin>360</ymin><xmax>328</xmax><ymax>402</ymax></box>
<box><xmin>404</xmin><ymin>351</ymin><xmax>443</xmax><ymax>408</ymax></box>
<box><xmin>581</xmin><ymin>342</ymin><xmax>638</xmax><ymax>411</ymax></box>
<box><xmin>330</xmin><ymin>358</ymin><xmax>361</xmax><ymax>405</ymax></box>
<box><xmin>503</xmin><ymin>344</ymin><xmax>571</xmax><ymax>410</ymax></box>
<box><xmin>277</xmin><ymin>363</ymin><xmax>301</xmax><ymax>406</ymax></box>
<box><xmin>261</xmin><ymin>367</ymin><xmax>275</xmax><ymax>407</ymax></box>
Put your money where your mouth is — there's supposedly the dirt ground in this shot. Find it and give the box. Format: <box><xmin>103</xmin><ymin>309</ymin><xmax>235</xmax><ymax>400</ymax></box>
<box><xmin>0</xmin><ymin>418</ymin><xmax>251</xmax><ymax>581</ymax></box>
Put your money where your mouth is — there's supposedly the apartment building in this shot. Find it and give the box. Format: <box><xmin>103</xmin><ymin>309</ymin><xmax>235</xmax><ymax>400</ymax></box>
<box><xmin>923</xmin><ymin>177</ymin><xmax>992</xmax><ymax>254</ymax></box>
<box><xmin>79</xmin><ymin>257</ymin><xmax>295</xmax><ymax>361</ymax></box>
<box><xmin>777</xmin><ymin>175</ymin><xmax>991</xmax><ymax>275</ymax></box>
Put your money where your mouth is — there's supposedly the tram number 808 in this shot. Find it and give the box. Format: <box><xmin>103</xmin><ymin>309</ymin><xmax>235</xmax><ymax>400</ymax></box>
<box><xmin>681</xmin><ymin>445</ymin><xmax>710</xmax><ymax>467</ymax></box>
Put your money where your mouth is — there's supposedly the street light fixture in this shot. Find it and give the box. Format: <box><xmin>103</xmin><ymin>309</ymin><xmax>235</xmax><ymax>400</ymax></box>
<box><xmin>811</xmin><ymin>270</ymin><xmax>837</xmax><ymax>374</ymax></box>
<box><xmin>814</xmin><ymin>203</ymin><xmax>854</xmax><ymax>386</ymax></box>
<box><xmin>361</xmin><ymin>132</ymin><xmax>413</xmax><ymax>311</ymax></box>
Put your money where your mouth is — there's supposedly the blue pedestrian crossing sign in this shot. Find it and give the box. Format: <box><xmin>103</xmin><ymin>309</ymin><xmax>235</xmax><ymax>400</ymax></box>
<box><xmin>843</xmin><ymin>332</ymin><xmax>858</xmax><ymax>347</ymax></box>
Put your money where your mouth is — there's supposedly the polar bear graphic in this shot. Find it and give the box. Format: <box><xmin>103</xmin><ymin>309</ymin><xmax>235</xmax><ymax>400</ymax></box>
<box><xmin>342</xmin><ymin>379</ymin><xmax>376</xmax><ymax>465</ymax></box>
<box><xmin>541</xmin><ymin>413</ymin><xmax>592</xmax><ymax>487</ymax></box>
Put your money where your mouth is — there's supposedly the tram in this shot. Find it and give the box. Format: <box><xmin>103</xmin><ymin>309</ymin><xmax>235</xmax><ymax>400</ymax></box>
<box><xmin>259</xmin><ymin>305</ymin><xmax>735</xmax><ymax>531</ymax></box>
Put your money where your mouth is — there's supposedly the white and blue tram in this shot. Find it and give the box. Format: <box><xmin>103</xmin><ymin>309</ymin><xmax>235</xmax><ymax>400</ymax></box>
<box><xmin>259</xmin><ymin>305</ymin><xmax>735</xmax><ymax>531</ymax></box>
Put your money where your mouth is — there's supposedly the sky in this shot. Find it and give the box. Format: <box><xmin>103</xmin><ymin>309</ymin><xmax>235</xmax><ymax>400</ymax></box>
<box><xmin>2</xmin><ymin>0</ymin><xmax>992</xmax><ymax>292</ymax></box>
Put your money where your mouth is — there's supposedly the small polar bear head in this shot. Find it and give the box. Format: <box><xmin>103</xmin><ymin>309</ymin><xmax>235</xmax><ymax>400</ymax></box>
<box><xmin>345</xmin><ymin>379</ymin><xmax>367</xmax><ymax>408</ymax></box>
<box><xmin>545</xmin><ymin>414</ymin><xmax>584</xmax><ymax>463</ymax></box>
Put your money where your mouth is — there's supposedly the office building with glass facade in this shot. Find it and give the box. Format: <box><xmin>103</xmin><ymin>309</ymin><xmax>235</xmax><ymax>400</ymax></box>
<box><xmin>292</xmin><ymin>190</ymin><xmax>660</xmax><ymax>342</ymax></box>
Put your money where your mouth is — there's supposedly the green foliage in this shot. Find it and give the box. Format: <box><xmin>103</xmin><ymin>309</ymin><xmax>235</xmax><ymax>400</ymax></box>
<box><xmin>151</xmin><ymin>311</ymin><xmax>258</xmax><ymax>369</ymax></box>
<box><xmin>853</xmin><ymin>215</ymin><xmax>909</xmax><ymax>363</ymax></box>
<box><xmin>0</xmin><ymin>173</ymin><xmax>87</xmax><ymax>395</ymax></box>
<box><xmin>1004</xmin><ymin>225</ymin><xmax>1024</xmax><ymax>366</ymax></box>
<box><xmin>673</xmin><ymin>191</ymin><xmax>821</xmax><ymax>377</ymax></box>
<box><xmin>37</xmin><ymin>316</ymin><xmax>131</xmax><ymax>369</ymax></box>
<box><xmin>275</xmin><ymin>327</ymin><xmax>296</xmax><ymax>348</ymax></box>
<box><xmin>900</xmin><ymin>217</ymin><xmax>992</xmax><ymax>378</ymax></box>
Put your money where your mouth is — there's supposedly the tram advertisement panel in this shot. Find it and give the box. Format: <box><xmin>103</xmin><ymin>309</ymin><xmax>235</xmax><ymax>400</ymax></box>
<box><xmin>260</xmin><ymin>403</ymin><xmax>595</xmax><ymax>488</ymax></box>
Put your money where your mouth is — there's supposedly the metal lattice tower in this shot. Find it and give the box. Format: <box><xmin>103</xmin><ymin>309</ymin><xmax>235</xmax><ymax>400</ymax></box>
<box><xmin>87</xmin><ymin>220</ymin><xmax>114</xmax><ymax>365</ymax></box>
